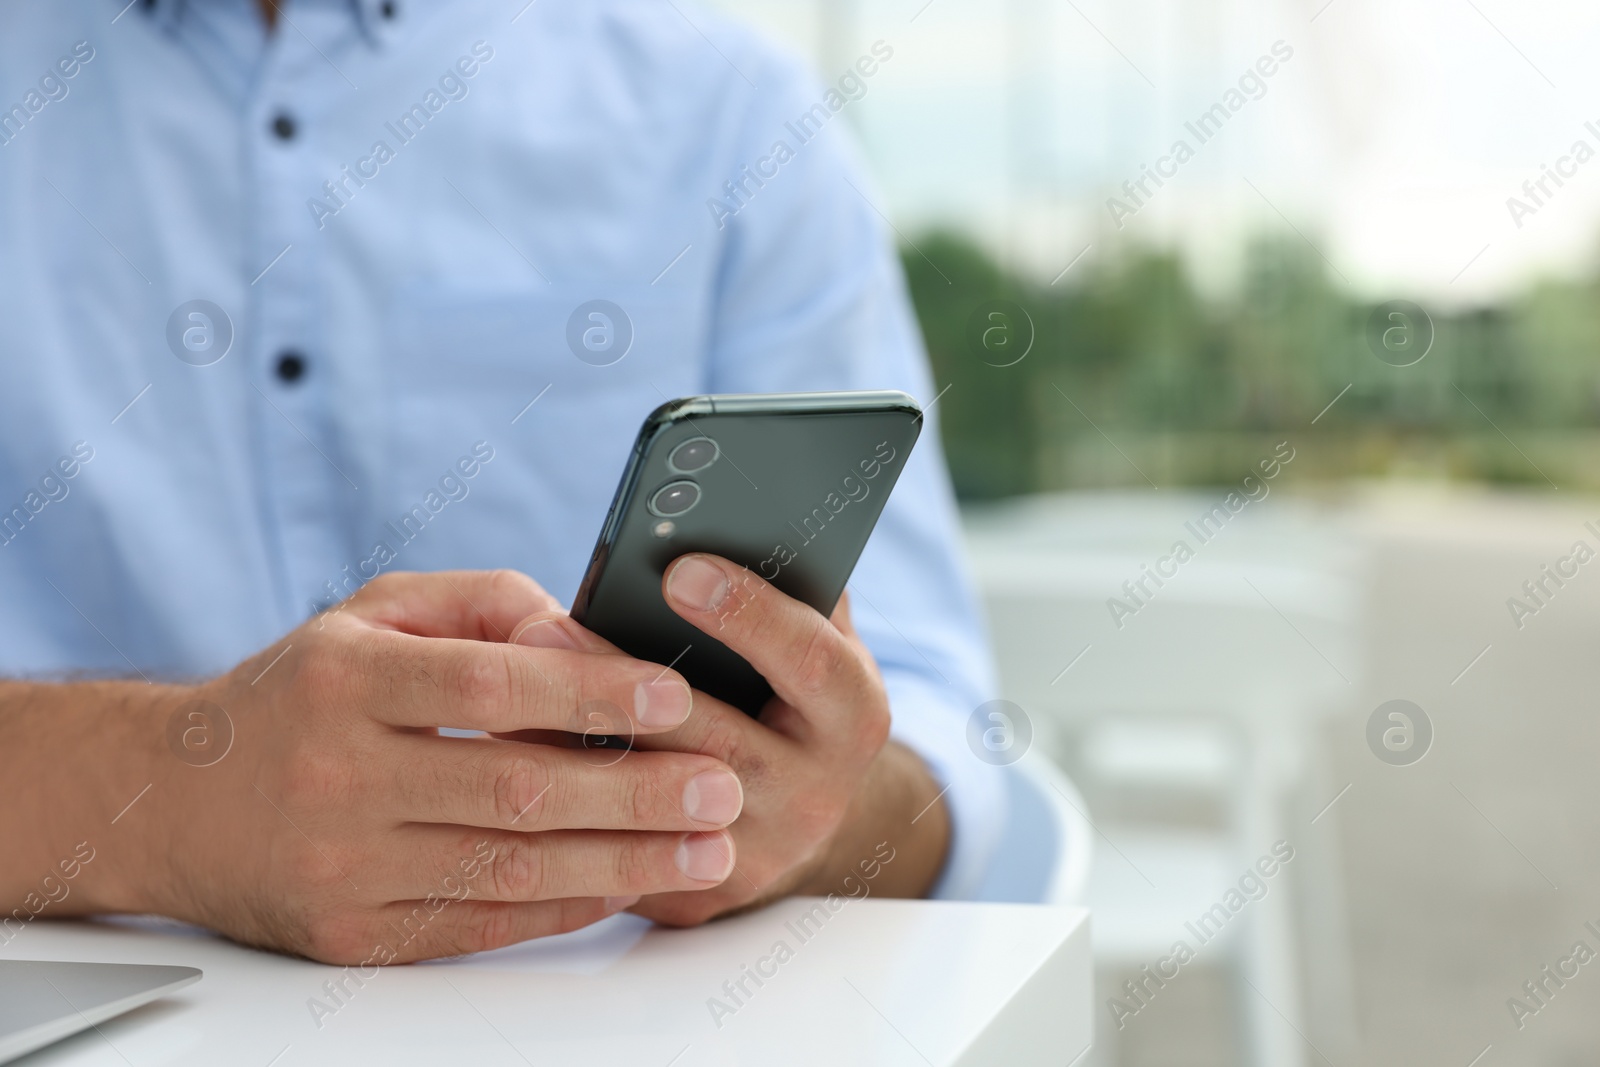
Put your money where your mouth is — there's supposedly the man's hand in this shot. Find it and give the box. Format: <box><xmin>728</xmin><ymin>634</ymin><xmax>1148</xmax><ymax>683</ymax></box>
<box><xmin>5</xmin><ymin>571</ymin><xmax>748</xmax><ymax>963</ymax></box>
<box><xmin>510</xmin><ymin>555</ymin><xmax>953</xmax><ymax>924</ymax></box>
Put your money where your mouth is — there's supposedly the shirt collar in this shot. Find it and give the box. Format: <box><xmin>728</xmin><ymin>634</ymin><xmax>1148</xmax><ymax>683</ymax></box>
<box><xmin>134</xmin><ymin>0</ymin><xmax>396</xmax><ymax>48</ymax></box>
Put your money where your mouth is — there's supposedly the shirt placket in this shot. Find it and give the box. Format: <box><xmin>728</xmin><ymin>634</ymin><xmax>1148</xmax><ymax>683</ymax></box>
<box><xmin>245</xmin><ymin>8</ymin><xmax>369</xmax><ymax>627</ymax></box>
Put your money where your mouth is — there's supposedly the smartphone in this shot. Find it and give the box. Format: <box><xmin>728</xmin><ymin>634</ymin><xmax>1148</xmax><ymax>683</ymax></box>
<box><xmin>570</xmin><ymin>390</ymin><xmax>922</xmax><ymax>715</ymax></box>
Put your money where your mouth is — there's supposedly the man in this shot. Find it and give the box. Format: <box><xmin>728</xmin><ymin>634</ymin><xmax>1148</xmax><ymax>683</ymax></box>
<box><xmin>0</xmin><ymin>0</ymin><xmax>1003</xmax><ymax>963</ymax></box>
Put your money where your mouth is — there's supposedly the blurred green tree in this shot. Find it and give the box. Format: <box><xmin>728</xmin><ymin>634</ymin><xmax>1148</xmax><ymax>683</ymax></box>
<box><xmin>902</xmin><ymin>231</ymin><xmax>1600</xmax><ymax>499</ymax></box>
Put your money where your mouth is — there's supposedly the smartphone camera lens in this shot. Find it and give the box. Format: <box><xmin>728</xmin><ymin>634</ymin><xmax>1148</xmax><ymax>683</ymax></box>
<box><xmin>669</xmin><ymin>437</ymin><xmax>719</xmax><ymax>473</ymax></box>
<box><xmin>649</xmin><ymin>480</ymin><xmax>700</xmax><ymax>517</ymax></box>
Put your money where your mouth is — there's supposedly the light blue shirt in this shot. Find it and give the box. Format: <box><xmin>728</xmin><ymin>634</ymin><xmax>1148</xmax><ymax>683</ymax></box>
<box><xmin>0</xmin><ymin>0</ymin><xmax>1003</xmax><ymax>899</ymax></box>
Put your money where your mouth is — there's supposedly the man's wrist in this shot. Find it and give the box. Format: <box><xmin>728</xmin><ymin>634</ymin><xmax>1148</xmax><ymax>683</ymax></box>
<box><xmin>85</xmin><ymin>682</ymin><xmax>193</xmax><ymax>916</ymax></box>
<box><xmin>799</xmin><ymin>740</ymin><xmax>951</xmax><ymax>900</ymax></box>
<box><xmin>1</xmin><ymin>680</ymin><xmax>191</xmax><ymax>918</ymax></box>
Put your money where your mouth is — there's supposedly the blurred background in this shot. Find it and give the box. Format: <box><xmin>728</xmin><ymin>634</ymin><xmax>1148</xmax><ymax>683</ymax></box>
<box><xmin>716</xmin><ymin>0</ymin><xmax>1600</xmax><ymax>1064</ymax></box>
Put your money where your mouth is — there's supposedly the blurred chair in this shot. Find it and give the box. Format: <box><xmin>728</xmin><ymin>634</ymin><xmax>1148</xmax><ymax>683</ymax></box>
<box><xmin>963</xmin><ymin>492</ymin><xmax>1363</xmax><ymax>1067</ymax></box>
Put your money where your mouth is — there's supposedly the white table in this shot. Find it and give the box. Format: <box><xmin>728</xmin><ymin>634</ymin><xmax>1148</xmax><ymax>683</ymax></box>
<box><xmin>8</xmin><ymin>899</ymin><xmax>1091</xmax><ymax>1066</ymax></box>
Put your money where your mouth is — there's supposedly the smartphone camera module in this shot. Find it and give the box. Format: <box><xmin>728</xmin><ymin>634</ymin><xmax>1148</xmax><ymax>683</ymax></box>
<box><xmin>649</xmin><ymin>480</ymin><xmax>700</xmax><ymax>517</ymax></box>
<box><xmin>668</xmin><ymin>437</ymin><xmax>719</xmax><ymax>473</ymax></box>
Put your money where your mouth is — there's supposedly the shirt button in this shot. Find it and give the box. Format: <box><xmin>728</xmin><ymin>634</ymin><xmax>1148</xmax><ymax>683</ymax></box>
<box><xmin>275</xmin><ymin>351</ymin><xmax>307</xmax><ymax>384</ymax></box>
<box><xmin>270</xmin><ymin>112</ymin><xmax>296</xmax><ymax>141</ymax></box>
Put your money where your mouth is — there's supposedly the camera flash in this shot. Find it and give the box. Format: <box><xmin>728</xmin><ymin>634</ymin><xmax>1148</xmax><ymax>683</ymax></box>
<box><xmin>653</xmin><ymin>520</ymin><xmax>675</xmax><ymax>538</ymax></box>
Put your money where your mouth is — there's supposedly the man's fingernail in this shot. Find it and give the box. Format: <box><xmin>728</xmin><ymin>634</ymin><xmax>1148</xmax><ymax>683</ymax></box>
<box><xmin>605</xmin><ymin>894</ymin><xmax>641</xmax><ymax>913</ymax></box>
<box><xmin>682</xmin><ymin>770</ymin><xmax>743</xmax><ymax>825</ymax></box>
<box><xmin>667</xmin><ymin>556</ymin><xmax>729</xmax><ymax>612</ymax></box>
<box><xmin>634</xmin><ymin>677</ymin><xmax>692</xmax><ymax>727</ymax></box>
<box><xmin>675</xmin><ymin>832</ymin><xmax>735</xmax><ymax>883</ymax></box>
<box><xmin>513</xmin><ymin>619</ymin><xmax>579</xmax><ymax>650</ymax></box>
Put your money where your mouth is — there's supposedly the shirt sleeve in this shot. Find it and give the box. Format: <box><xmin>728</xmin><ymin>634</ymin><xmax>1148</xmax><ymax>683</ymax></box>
<box><xmin>698</xmin><ymin>38</ymin><xmax>1008</xmax><ymax>899</ymax></box>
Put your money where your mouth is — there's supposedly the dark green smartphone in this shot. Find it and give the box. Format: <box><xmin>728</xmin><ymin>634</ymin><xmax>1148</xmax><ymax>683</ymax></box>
<box><xmin>570</xmin><ymin>391</ymin><xmax>922</xmax><ymax>715</ymax></box>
